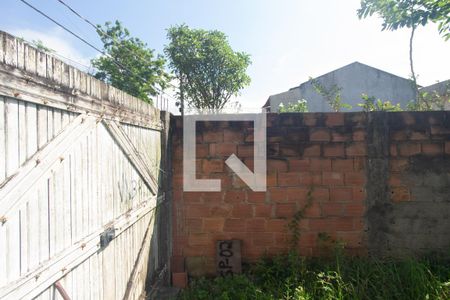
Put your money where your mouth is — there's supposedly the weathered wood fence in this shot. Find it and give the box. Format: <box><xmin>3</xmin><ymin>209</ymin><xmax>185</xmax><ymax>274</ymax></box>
<box><xmin>0</xmin><ymin>31</ymin><xmax>169</xmax><ymax>299</ymax></box>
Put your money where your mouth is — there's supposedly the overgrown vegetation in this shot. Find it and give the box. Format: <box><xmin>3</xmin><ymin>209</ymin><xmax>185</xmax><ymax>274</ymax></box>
<box><xmin>180</xmin><ymin>252</ymin><xmax>450</xmax><ymax>300</ymax></box>
<box><xmin>309</xmin><ymin>78</ymin><xmax>352</xmax><ymax>112</ymax></box>
<box><xmin>358</xmin><ymin>94</ymin><xmax>403</xmax><ymax>112</ymax></box>
<box><xmin>278</xmin><ymin>100</ymin><xmax>309</xmax><ymax>113</ymax></box>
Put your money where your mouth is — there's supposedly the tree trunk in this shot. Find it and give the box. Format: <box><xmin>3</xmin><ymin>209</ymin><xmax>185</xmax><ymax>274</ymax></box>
<box><xmin>409</xmin><ymin>25</ymin><xmax>419</xmax><ymax>102</ymax></box>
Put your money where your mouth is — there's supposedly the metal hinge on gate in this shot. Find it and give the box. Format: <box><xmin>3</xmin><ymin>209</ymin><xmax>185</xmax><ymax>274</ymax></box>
<box><xmin>100</xmin><ymin>227</ymin><xmax>116</xmax><ymax>249</ymax></box>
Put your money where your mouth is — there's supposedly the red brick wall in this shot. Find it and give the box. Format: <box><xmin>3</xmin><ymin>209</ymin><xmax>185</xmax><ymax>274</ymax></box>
<box><xmin>171</xmin><ymin>112</ymin><xmax>450</xmax><ymax>276</ymax></box>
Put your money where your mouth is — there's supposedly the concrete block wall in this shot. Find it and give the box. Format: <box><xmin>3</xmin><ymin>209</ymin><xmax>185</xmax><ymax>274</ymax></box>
<box><xmin>171</xmin><ymin>112</ymin><xmax>450</xmax><ymax>277</ymax></box>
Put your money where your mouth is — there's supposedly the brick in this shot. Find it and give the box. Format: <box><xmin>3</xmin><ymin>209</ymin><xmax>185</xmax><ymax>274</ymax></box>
<box><xmin>344</xmin><ymin>204</ymin><xmax>366</xmax><ymax>217</ymax></box>
<box><xmin>210</xmin><ymin>204</ymin><xmax>231</xmax><ymax>218</ymax></box>
<box><xmin>171</xmin><ymin>256</ymin><xmax>185</xmax><ymax>273</ymax></box>
<box><xmin>352</xmin><ymin>129</ymin><xmax>366</xmax><ymax>141</ymax></box>
<box><xmin>323</xmin><ymin>144</ymin><xmax>345</xmax><ymax>157</ymax></box>
<box><xmin>172</xmin><ymin>272</ymin><xmax>188</xmax><ymax>288</ymax></box>
<box><xmin>203</xmin><ymin>192</ymin><xmax>223</xmax><ymax>203</ymax></box>
<box><xmin>421</xmin><ymin>142</ymin><xmax>443</xmax><ymax>155</ymax></box>
<box><xmin>247</xmin><ymin>218</ymin><xmax>267</xmax><ymax>232</ymax></box>
<box><xmin>322</xmin><ymin>172</ymin><xmax>344</xmax><ymax>185</ymax></box>
<box><xmin>298</xmin><ymin>232</ymin><xmax>318</xmax><ymax>247</ymax></box>
<box><xmin>446</xmin><ymin>142</ymin><xmax>450</xmax><ymax>155</ymax></box>
<box><xmin>203</xmin><ymin>130</ymin><xmax>223</xmax><ymax>143</ymax></box>
<box><xmin>390</xmin><ymin>187</ymin><xmax>411</xmax><ymax>202</ymax></box>
<box><xmin>197</xmin><ymin>144</ymin><xmax>209</xmax><ymax>158</ymax></box>
<box><xmin>286</xmin><ymin>187</ymin><xmax>309</xmax><ymax>202</ymax></box>
<box><xmin>352</xmin><ymin>188</ymin><xmax>366</xmax><ymax>201</ymax></box>
<box><xmin>353</xmin><ymin>157</ymin><xmax>366</xmax><ymax>171</ymax></box>
<box><xmin>311</xmin><ymin>188</ymin><xmax>330</xmax><ymax>202</ymax></box>
<box><xmin>237</xmin><ymin>145</ymin><xmax>254</xmax><ymax>157</ymax></box>
<box><xmin>269</xmin><ymin>188</ymin><xmax>287</xmax><ymax>202</ymax></box>
<box><xmin>310</xmin><ymin>158</ymin><xmax>332</xmax><ymax>171</ymax></box>
<box><xmin>345</xmin><ymin>172</ymin><xmax>366</xmax><ymax>185</ymax></box>
<box><xmin>248</xmin><ymin>192</ymin><xmax>266</xmax><ymax>203</ymax></box>
<box><xmin>202</xmin><ymin>159</ymin><xmax>223</xmax><ymax>173</ymax></box>
<box><xmin>325</xmin><ymin>113</ymin><xmax>345</xmax><ymax>126</ymax></box>
<box><xmin>303</xmin><ymin>202</ymin><xmax>322</xmax><ymax>218</ymax></box>
<box><xmin>346</xmin><ymin>143</ymin><xmax>367</xmax><ymax>156</ymax></box>
<box><xmin>390</xmin><ymin>159</ymin><xmax>409</xmax><ymax>171</ymax></box>
<box><xmin>332</xmin><ymin>159</ymin><xmax>354</xmax><ymax>171</ymax></box>
<box><xmin>209</xmin><ymin>143</ymin><xmax>237</xmax><ymax>157</ymax></box>
<box><xmin>331</xmin><ymin>132</ymin><xmax>351</xmax><ymax>142</ymax></box>
<box><xmin>203</xmin><ymin>218</ymin><xmax>225</xmax><ymax>232</ymax></box>
<box><xmin>267</xmin><ymin>159</ymin><xmax>288</xmax><ymax>172</ymax></box>
<box><xmin>334</xmin><ymin>217</ymin><xmax>355</xmax><ymax>231</ymax></box>
<box><xmin>280</xmin><ymin>144</ymin><xmax>300</xmax><ymax>156</ymax></box>
<box><xmin>400</xmin><ymin>112</ymin><xmax>416</xmax><ymax>125</ymax></box>
<box><xmin>309</xmin><ymin>218</ymin><xmax>332</xmax><ymax>231</ymax></box>
<box><xmin>224</xmin><ymin>190</ymin><xmax>246</xmax><ymax>203</ymax></box>
<box><xmin>298</xmin><ymin>172</ymin><xmax>322</xmax><ymax>185</ymax></box>
<box><xmin>388</xmin><ymin>173</ymin><xmax>403</xmax><ymax>186</ymax></box>
<box><xmin>391</xmin><ymin>131</ymin><xmax>408</xmax><ymax>141</ymax></box>
<box><xmin>276</xmin><ymin>203</ymin><xmax>296</xmax><ymax>218</ymax></box>
<box><xmin>322</xmin><ymin>202</ymin><xmax>344</xmax><ymax>216</ymax></box>
<box><xmin>278</xmin><ymin>172</ymin><xmax>299</xmax><ymax>186</ymax></box>
<box><xmin>187</xmin><ymin>205</ymin><xmax>211</xmax><ymax>218</ymax></box>
<box><xmin>303</xmin><ymin>114</ymin><xmax>317</xmax><ymax>126</ymax></box>
<box><xmin>336</xmin><ymin>232</ymin><xmax>363</xmax><ymax>248</ymax></box>
<box><xmin>302</xmin><ymin>144</ymin><xmax>321</xmax><ymax>157</ymax></box>
<box><xmin>252</xmin><ymin>233</ymin><xmax>274</xmax><ymax>246</ymax></box>
<box><xmin>189</xmin><ymin>233</ymin><xmax>210</xmax><ymax>246</ymax></box>
<box><xmin>289</xmin><ymin>159</ymin><xmax>310</xmax><ymax>171</ymax></box>
<box><xmin>330</xmin><ymin>187</ymin><xmax>353</xmax><ymax>202</ymax></box>
<box><xmin>254</xmin><ymin>204</ymin><xmax>273</xmax><ymax>217</ymax></box>
<box><xmin>224</xmin><ymin>219</ymin><xmax>246</xmax><ymax>232</ymax></box>
<box><xmin>231</xmin><ymin>204</ymin><xmax>253</xmax><ymax>218</ymax></box>
<box><xmin>267</xmin><ymin>172</ymin><xmax>278</xmax><ymax>187</ymax></box>
<box><xmin>267</xmin><ymin>219</ymin><xmax>287</xmax><ymax>232</ymax></box>
<box><xmin>410</xmin><ymin>131</ymin><xmax>428</xmax><ymax>140</ymax></box>
<box><xmin>187</xmin><ymin>219</ymin><xmax>203</xmax><ymax>233</ymax></box>
<box><xmin>183</xmin><ymin>192</ymin><xmax>203</xmax><ymax>204</ymax></box>
<box><xmin>390</xmin><ymin>144</ymin><xmax>398</xmax><ymax>156</ymax></box>
<box><xmin>310</xmin><ymin>128</ymin><xmax>330</xmax><ymax>141</ymax></box>
<box><xmin>398</xmin><ymin>143</ymin><xmax>421</xmax><ymax>156</ymax></box>
<box><xmin>224</xmin><ymin>129</ymin><xmax>244</xmax><ymax>142</ymax></box>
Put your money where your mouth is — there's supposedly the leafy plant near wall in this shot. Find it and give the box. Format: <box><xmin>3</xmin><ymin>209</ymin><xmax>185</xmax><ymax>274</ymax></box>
<box><xmin>358</xmin><ymin>94</ymin><xmax>403</xmax><ymax>112</ymax></box>
<box><xmin>287</xmin><ymin>186</ymin><xmax>314</xmax><ymax>249</ymax></box>
<box><xmin>278</xmin><ymin>99</ymin><xmax>309</xmax><ymax>113</ymax></box>
<box><xmin>309</xmin><ymin>78</ymin><xmax>352</xmax><ymax>112</ymax></box>
<box><xmin>407</xmin><ymin>83</ymin><xmax>450</xmax><ymax>111</ymax></box>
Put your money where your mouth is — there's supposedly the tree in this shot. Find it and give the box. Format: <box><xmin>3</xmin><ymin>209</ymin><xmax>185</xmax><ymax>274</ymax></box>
<box><xmin>358</xmin><ymin>0</ymin><xmax>450</xmax><ymax>101</ymax></box>
<box><xmin>165</xmin><ymin>25</ymin><xmax>251</xmax><ymax>112</ymax></box>
<box><xmin>91</xmin><ymin>21</ymin><xmax>170</xmax><ymax>103</ymax></box>
<box><xmin>358</xmin><ymin>94</ymin><xmax>403</xmax><ymax>111</ymax></box>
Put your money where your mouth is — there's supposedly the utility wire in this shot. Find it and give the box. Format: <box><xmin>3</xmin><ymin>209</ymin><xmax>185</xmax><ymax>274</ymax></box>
<box><xmin>18</xmin><ymin>0</ymin><xmax>176</xmax><ymax>103</ymax></box>
<box><xmin>54</xmin><ymin>0</ymin><xmax>178</xmax><ymax>98</ymax></box>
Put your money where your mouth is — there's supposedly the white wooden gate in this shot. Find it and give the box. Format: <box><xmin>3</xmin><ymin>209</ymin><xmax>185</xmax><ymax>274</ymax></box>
<box><xmin>0</xmin><ymin>31</ymin><xmax>165</xmax><ymax>300</ymax></box>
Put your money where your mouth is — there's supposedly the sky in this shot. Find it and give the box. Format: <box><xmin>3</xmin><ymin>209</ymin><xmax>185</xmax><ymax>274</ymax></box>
<box><xmin>1</xmin><ymin>0</ymin><xmax>449</xmax><ymax>113</ymax></box>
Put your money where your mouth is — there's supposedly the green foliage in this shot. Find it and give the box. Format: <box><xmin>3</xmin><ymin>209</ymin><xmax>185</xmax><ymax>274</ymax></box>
<box><xmin>358</xmin><ymin>94</ymin><xmax>403</xmax><ymax>111</ymax></box>
<box><xmin>180</xmin><ymin>253</ymin><xmax>450</xmax><ymax>300</ymax></box>
<box><xmin>31</xmin><ymin>39</ymin><xmax>55</xmax><ymax>53</ymax></box>
<box><xmin>91</xmin><ymin>21</ymin><xmax>169</xmax><ymax>103</ymax></box>
<box><xmin>278</xmin><ymin>99</ymin><xmax>309</xmax><ymax>113</ymax></box>
<box><xmin>357</xmin><ymin>0</ymin><xmax>450</xmax><ymax>40</ymax></box>
<box><xmin>309</xmin><ymin>78</ymin><xmax>352</xmax><ymax>112</ymax></box>
<box><xmin>407</xmin><ymin>83</ymin><xmax>450</xmax><ymax>110</ymax></box>
<box><xmin>165</xmin><ymin>24</ymin><xmax>251</xmax><ymax>110</ymax></box>
<box><xmin>288</xmin><ymin>187</ymin><xmax>313</xmax><ymax>248</ymax></box>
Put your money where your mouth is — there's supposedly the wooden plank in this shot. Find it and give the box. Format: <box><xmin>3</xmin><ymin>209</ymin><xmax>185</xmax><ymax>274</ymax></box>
<box><xmin>0</xmin><ymin>114</ymin><xmax>97</xmax><ymax>219</ymax></box>
<box><xmin>5</xmin><ymin>98</ymin><xmax>19</xmax><ymax>178</ymax></box>
<box><xmin>18</xmin><ymin>100</ymin><xmax>27</xmax><ymax>166</ymax></box>
<box><xmin>0</xmin><ymin>97</ymin><xmax>5</xmax><ymax>183</ymax></box>
<box><xmin>0</xmin><ymin>198</ymin><xmax>157</xmax><ymax>300</ymax></box>
<box><xmin>5</xmin><ymin>210</ymin><xmax>20</xmax><ymax>283</ymax></box>
<box><xmin>25</xmin><ymin>103</ymin><xmax>38</xmax><ymax>159</ymax></box>
<box><xmin>37</xmin><ymin>105</ymin><xmax>48</xmax><ymax>149</ymax></box>
<box><xmin>102</xmin><ymin>120</ymin><xmax>158</xmax><ymax>195</ymax></box>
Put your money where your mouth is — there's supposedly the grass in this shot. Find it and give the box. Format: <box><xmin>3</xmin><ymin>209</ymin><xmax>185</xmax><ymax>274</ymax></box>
<box><xmin>179</xmin><ymin>252</ymin><xmax>450</xmax><ymax>300</ymax></box>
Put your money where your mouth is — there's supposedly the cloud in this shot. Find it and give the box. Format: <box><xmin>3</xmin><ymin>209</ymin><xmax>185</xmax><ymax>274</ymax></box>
<box><xmin>6</xmin><ymin>27</ymin><xmax>94</xmax><ymax>72</ymax></box>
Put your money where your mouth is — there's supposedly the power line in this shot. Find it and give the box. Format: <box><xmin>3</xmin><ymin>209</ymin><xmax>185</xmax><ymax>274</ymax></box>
<box><xmin>18</xmin><ymin>0</ymin><xmax>176</xmax><ymax>102</ymax></box>
<box><xmin>54</xmin><ymin>0</ymin><xmax>178</xmax><ymax>97</ymax></box>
